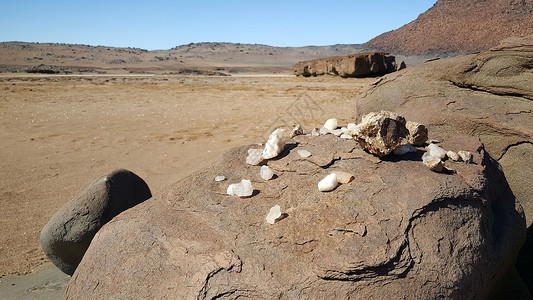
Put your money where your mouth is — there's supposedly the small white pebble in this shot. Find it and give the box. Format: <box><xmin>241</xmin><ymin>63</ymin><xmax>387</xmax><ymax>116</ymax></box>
<box><xmin>260</xmin><ymin>165</ymin><xmax>274</xmax><ymax>180</ymax></box>
<box><xmin>427</xmin><ymin>143</ymin><xmax>447</xmax><ymax>159</ymax></box>
<box><xmin>393</xmin><ymin>144</ymin><xmax>417</xmax><ymax>155</ymax></box>
<box><xmin>246</xmin><ymin>148</ymin><xmax>264</xmax><ymax>165</ymax></box>
<box><xmin>318</xmin><ymin>173</ymin><xmax>338</xmax><ymax>192</ymax></box>
<box><xmin>310</xmin><ymin>128</ymin><xmax>320</xmax><ymax>136</ymax></box>
<box><xmin>214</xmin><ymin>175</ymin><xmax>226</xmax><ymax>182</ymax></box>
<box><xmin>340</xmin><ymin>133</ymin><xmax>353</xmax><ymax>139</ymax></box>
<box><xmin>446</xmin><ymin>150</ymin><xmax>460</xmax><ymax>161</ymax></box>
<box><xmin>458</xmin><ymin>150</ymin><xmax>473</xmax><ymax>163</ymax></box>
<box><xmin>332</xmin><ymin>171</ymin><xmax>354</xmax><ymax>184</ymax></box>
<box><xmin>324</xmin><ymin>118</ymin><xmax>338</xmax><ymax>130</ymax></box>
<box><xmin>423</xmin><ymin>155</ymin><xmax>444</xmax><ymax>172</ymax></box>
<box><xmin>266</xmin><ymin>205</ymin><xmax>282</xmax><ymax>224</ymax></box>
<box><xmin>319</xmin><ymin>127</ymin><xmax>330</xmax><ymax>135</ymax></box>
<box><xmin>298</xmin><ymin>149</ymin><xmax>312</xmax><ymax>158</ymax></box>
<box><xmin>227</xmin><ymin>179</ymin><xmax>253</xmax><ymax>197</ymax></box>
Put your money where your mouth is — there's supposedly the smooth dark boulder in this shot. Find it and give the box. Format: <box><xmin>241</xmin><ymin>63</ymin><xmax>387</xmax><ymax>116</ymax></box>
<box><xmin>293</xmin><ymin>52</ymin><xmax>397</xmax><ymax>78</ymax></box>
<box><xmin>65</xmin><ymin>135</ymin><xmax>525</xmax><ymax>299</ymax></box>
<box><xmin>40</xmin><ymin>169</ymin><xmax>151</xmax><ymax>275</ymax></box>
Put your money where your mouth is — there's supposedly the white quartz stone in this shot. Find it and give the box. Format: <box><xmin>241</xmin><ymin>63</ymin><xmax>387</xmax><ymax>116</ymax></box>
<box><xmin>214</xmin><ymin>175</ymin><xmax>226</xmax><ymax>182</ymax></box>
<box><xmin>290</xmin><ymin>125</ymin><xmax>303</xmax><ymax>138</ymax></box>
<box><xmin>340</xmin><ymin>133</ymin><xmax>353</xmax><ymax>139</ymax></box>
<box><xmin>266</xmin><ymin>205</ymin><xmax>282</xmax><ymax>224</ymax></box>
<box><xmin>332</xmin><ymin>171</ymin><xmax>354</xmax><ymax>184</ymax></box>
<box><xmin>319</xmin><ymin>127</ymin><xmax>330</xmax><ymax>135</ymax></box>
<box><xmin>311</xmin><ymin>127</ymin><xmax>320</xmax><ymax>137</ymax></box>
<box><xmin>260</xmin><ymin>165</ymin><xmax>274</xmax><ymax>180</ymax></box>
<box><xmin>318</xmin><ymin>173</ymin><xmax>338</xmax><ymax>192</ymax></box>
<box><xmin>427</xmin><ymin>143</ymin><xmax>447</xmax><ymax>159</ymax></box>
<box><xmin>393</xmin><ymin>144</ymin><xmax>417</xmax><ymax>155</ymax></box>
<box><xmin>446</xmin><ymin>150</ymin><xmax>460</xmax><ymax>161</ymax></box>
<box><xmin>227</xmin><ymin>179</ymin><xmax>253</xmax><ymax>197</ymax></box>
<box><xmin>262</xmin><ymin>128</ymin><xmax>287</xmax><ymax>159</ymax></box>
<box><xmin>246</xmin><ymin>148</ymin><xmax>264</xmax><ymax>165</ymax></box>
<box><xmin>297</xmin><ymin>149</ymin><xmax>312</xmax><ymax>158</ymax></box>
<box><xmin>458</xmin><ymin>150</ymin><xmax>473</xmax><ymax>163</ymax></box>
<box><xmin>422</xmin><ymin>153</ymin><xmax>444</xmax><ymax>172</ymax></box>
<box><xmin>324</xmin><ymin>118</ymin><xmax>338</xmax><ymax>130</ymax></box>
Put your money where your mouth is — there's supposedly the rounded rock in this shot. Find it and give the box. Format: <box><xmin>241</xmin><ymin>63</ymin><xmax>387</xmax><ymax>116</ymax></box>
<box><xmin>318</xmin><ymin>173</ymin><xmax>338</xmax><ymax>192</ymax></box>
<box><xmin>40</xmin><ymin>169</ymin><xmax>152</xmax><ymax>275</ymax></box>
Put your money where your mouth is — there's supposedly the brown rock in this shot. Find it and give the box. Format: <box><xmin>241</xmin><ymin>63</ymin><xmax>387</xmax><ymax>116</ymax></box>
<box><xmin>40</xmin><ymin>169</ymin><xmax>151</xmax><ymax>275</ymax></box>
<box><xmin>293</xmin><ymin>52</ymin><xmax>397</xmax><ymax>78</ymax></box>
<box><xmin>406</xmin><ymin>121</ymin><xmax>428</xmax><ymax>146</ymax></box>
<box><xmin>352</xmin><ymin>111</ymin><xmax>410</xmax><ymax>157</ymax></box>
<box><xmin>65</xmin><ymin>135</ymin><xmax>525</xmax><ymax>299</ymax></box>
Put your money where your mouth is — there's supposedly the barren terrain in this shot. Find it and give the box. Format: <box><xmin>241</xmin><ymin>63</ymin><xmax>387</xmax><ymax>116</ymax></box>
<box><xmin>365</xmin><ymin>0</ymin><xmax>533</xmax><ymax>55</ymax></box>
<box><xmin>0</xmin><ymin>74</ymin><xmax>373</xmax><ymax>276</ymax></box>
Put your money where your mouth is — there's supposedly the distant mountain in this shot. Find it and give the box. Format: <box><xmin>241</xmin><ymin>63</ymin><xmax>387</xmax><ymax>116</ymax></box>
<box><xmin>0</xmin><ymin>42</ymin><xmax>366</xmax><ymax>75</ymax></box>
<box><xmin>364</xmin><ymin>0</ymin><xmax>533</xmax><ymax>56</ymax></box>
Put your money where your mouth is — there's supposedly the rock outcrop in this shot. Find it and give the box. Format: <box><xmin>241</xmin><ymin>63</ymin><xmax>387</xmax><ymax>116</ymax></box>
<box><xmin>364</xmin><ymin>0</ymin><xmax>533</xmax><ymax>56</ymax></box>
<box><xmin>358</xmin><ymin>35</ymin><xmax>533</xmax><ymax>294</ymax></box>
<box><xmin>40</xmin><ymin>169</ymin><xmax>151</xmax><ymax>275</ymax></box>
<box><xmin>293</xmin><ymin>52</ymin><xmax>397</xmax><ymax>77</ymax></box>
<box><xmin>65</xmin><ymin>134</ymin><xmax>525</xmax><ymax>299</ymax></box>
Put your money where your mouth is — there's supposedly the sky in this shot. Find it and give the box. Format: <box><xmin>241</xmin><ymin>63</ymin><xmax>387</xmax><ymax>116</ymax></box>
<box><xmin>0</xmin><ymin>0</ymin><xmax>437</xmax><ymax>50</ymax></box>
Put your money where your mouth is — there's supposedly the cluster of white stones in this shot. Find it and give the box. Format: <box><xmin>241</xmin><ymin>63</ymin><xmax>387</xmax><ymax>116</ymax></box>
<box><xmin>422</xmin><ymin>143</ymin><xmax>472</xmax><ymax>172</ymax></box>
<box><xmin>221</xmin><ymin>114</ymin><xmax>474</xmax><ymax>225</ymax></box>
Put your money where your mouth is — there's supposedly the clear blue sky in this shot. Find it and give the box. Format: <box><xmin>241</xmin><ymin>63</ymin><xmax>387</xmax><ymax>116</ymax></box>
<box><xmin>0</xmin><ymin>0</ymin><xmax>437</xmax><ymax>50</ymax></box>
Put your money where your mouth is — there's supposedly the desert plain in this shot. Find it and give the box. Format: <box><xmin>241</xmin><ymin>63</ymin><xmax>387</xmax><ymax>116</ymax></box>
<box><xmin>0</xmin><ymin>73</ymin><xmax>373</xmax><ymax>277</ymax></box>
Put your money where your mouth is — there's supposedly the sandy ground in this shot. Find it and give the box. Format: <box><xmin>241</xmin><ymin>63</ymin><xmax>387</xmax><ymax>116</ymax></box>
<box><xmin>0</xmin><ymin>74</ymin><xmax>372</xmax><ymax>295</ymax></box>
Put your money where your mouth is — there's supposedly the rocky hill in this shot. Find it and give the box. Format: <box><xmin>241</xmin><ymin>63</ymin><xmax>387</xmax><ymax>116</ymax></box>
<box><xmin>0</xmin><ymin>42</ymin><xmax>366</xmax><ymax>75</ymax></box>
<box><xmin>364</xmin><ymin>0</ymin><xmax>533</xmax><ymax>56</ymax></box>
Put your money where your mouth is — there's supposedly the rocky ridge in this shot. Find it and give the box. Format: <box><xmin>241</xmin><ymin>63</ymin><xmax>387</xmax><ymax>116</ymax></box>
<box><xmin>364</xmin><ymin>0</ymin><xmax>533</xmax><ymax>56</ymax></box>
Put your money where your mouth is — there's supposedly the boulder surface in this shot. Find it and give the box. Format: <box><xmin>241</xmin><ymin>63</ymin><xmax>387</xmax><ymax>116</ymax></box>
<box><xmin>65</xmin><ymin>135</ymin><xmax>525</xmax><ymax>299</ymax></box>
<box><xmin>357</xmin><ymin>35</ymin><xmax>533</xmax><ymax>294</ymax></box>
<box><xmin>40</xmin><ymin>169</ymin><xmax>151</xmax><ymax>275</ymax></box>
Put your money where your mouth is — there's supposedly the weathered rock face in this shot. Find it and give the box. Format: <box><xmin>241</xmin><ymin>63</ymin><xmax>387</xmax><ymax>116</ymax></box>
<box><xmin>293</xmin><ymin>52</ymin><xmax>397</xmax><ymax>78</ymax></box>
<box><xmin>65</xmin><ymin>134</ymin><xmax>525</xmax><ymax>299</ymax></box>
<box><xmin>40</xmin><ymin>169</ymin><xmax>151</xmax><ymax>275</ymax></box>
<box><xmin>358</xmin><ymin>35</ymin><xmax>533</xmax><ymax>225</ymax></box>
<box><xmin>445</xmin><ymin>35</ymin><xmax>533</xmax><ymax>100</ymax></box>
<box><xmin>357</xmin><ymin>36</ymin><xmax>533</xmax><ymax>294</ymax></box>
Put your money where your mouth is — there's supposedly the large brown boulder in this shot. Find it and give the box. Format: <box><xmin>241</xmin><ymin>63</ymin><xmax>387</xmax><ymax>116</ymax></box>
<box><xmin>357</xmin><ymin>35</ymin><xmax>533</xmax><ymax>294</ymax></box>
<box><xmin>40</xmin><ymin>169</ymin><xmax>151</xmax><ymax>275</ymax></box>
<box><xmin>293</xmin><ymin>52</ymin><xmax>397</xmax><ymax>78</ymax></box>
<box><xmin>358</xmin><ymin>36</ymin><xmax>533</xmax><ymax>225</ymax></box>
<box><xmin>65</xmin><ymin>134</ymin><xmax>525</xmax><ymax>299</ymax></box>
